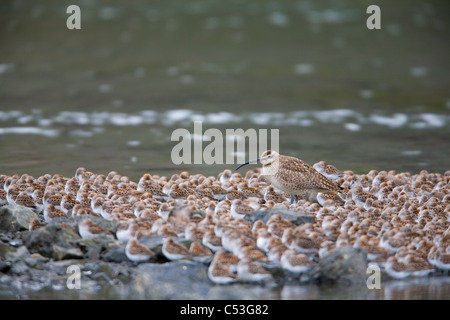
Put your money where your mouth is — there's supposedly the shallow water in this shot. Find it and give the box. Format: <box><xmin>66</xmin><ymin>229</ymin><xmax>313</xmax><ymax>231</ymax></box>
<box><xmin>2</xmin><ymin>276</ymin><xmax>450</xmax><ymax>300</ymax></box>
<box><xmin>0</xmin><ymin>0</ymin><xmax>449</xmax><ymax>299</ymax></box>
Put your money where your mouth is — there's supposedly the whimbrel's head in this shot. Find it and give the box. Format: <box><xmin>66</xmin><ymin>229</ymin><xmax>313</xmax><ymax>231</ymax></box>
<box><xmin>259</xmin><ymin>150</ymin><xmax>279</xmax><ymax>166</ymax></box>
<box><xmin>234</xmin><ymin>150</ymin><xmax>279</xmax><ymax>171</ymax></box>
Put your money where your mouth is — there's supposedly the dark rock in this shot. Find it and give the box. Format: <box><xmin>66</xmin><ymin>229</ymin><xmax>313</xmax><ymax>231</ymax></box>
<box><xmin>102</xmin><ymin>247</ymin><xmax>128</xmax><ymax>263</ymax></box>
<box><xmin>0</xmin><ymin>260</ymin><xmax>11</xmax><ymax>273</ymax></box>
<box><xmin>311</xmin><ymin>246</ymin><xmax>368</xmax><ymax>286</ymax></box>
<box><xmin>137</xmin><ymin>235</ymin><xmax>167</xmax><ymax>251</ymax></box>
<box><xmin>52</xmin><ymin>245</ymin><xmax>84</xmax><ymax>260</ymax></box>
<box><xmin>78</xmin><ymin>237</ymin><xmax>119</xmax><ymax>260</ymax></box>
<box><xmin>244</xmin><ymin>207</ymin><xmax>315</xmax><ymax>225</ymax></box>
<box><xmin>23</xmin><ymin>224</ymin><xmax>82</xmax><ymax>260</ymax></box>
<box><xmin>24</xmin><ymin>253</ymin><xmax>49</xmax><ymax>268</ymax></box>
<box><xmin>0</xmin><ymin>204</ymin><xmax>39</xmax><ymax>232</ymax></box>
<box><xmin>47</xmin><ymin>259</ymin><xmax>83</xmax><ymax>275</ymax></box>
<box><xmin>88</xmin><ymin>262</ymin><xmax>130</xmax><ymax>286</ymax></box>
<box><xmin>0</xmin><ymin>242</ymin><xmax>16</xmax><ymax>259</ymax></box>
<box><xmin>9</xmin><ymin>260</ymin><xmax>30</xmax><ymax>275</ymax></box>
<box><xmin>5</xmin><ymin>245</ymin><xmax>30</xmax><ymax>262</ymax></box>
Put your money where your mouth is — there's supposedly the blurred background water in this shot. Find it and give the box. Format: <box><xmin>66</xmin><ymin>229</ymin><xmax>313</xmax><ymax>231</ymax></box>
<box><xmin>0</xmin><ymin>0</ymin><xmax>449</xmax><ymax>299</ymax></box>
<box><xmin>1</xmin><ymin>0</ymin><xmax>449</xmax><ymax>181</ymax></box>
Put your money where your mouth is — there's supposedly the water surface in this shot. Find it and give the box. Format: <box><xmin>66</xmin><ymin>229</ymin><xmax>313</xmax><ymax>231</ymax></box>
<box><xmin>0</xmin><ymin>0</ymin><xmax>449</xmax><ymax>299</ymax></box>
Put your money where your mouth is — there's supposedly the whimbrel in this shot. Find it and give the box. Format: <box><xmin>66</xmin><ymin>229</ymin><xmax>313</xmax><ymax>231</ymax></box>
<box><xmin>235</xmin><ymin>150</ymin><xmax>342</xmax><ymax>203</ymax></box>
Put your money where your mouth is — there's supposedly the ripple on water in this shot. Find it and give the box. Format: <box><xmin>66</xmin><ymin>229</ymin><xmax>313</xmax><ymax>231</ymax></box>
<box><xmin>0</xmin><ymin>109</ymin><xmax>448</xmax><ymax>138</ymax></box>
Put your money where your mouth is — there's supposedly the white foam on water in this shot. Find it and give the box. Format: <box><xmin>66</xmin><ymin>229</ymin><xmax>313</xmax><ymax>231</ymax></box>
<box><xmin>180</xmin><ymin>75</ymin><xmax>195</xmax><ymax>85</ymax></box>
<box><xmin>402</xmin><ymin>150</ymin><xmax>422</xmax><ymax>156</ymax></box>
<box><xmin>99</xmin><ymin>7</ymin><xmax>119</xmax><ymax>20</ymax></box>
<box><xmin>90</xmin><ymin>112</ymin><xmax>111</xmax><ymax>126</ymax></box>
<box><xmin>419</xmin><ymin>113</ymin><xmax>446</xmax><ymax>128</ymax></box>
<box><xmin>247</xmin><ymin>113</ymin><xmax>273</xmax><ymax>125</ymax></box>
<box><xmin>0</xmin><ymin>63</ymin><xmax>15</xmax><ymax>74</ymax></box>
<box><xmin>297</xmin><ymin>119</ymin><xmax>314</xmax><ymax>127</ymax></box>
<box><xmin>312</xmin><ymin>109</ymin><xmax>359</xmax><ymax>123</ymax></box>
<box><xmin>409</xmin><ymin>122</ymin><xmax>428</xmax><ymax>129</ymax></box>
<box><xmin>98</xmin><ymin>84</ymin><xmax>112</xmax><ymax>93</ymax></box>
<box><xmin>248</xmin><ymin>112</ymin><xmax>285</xmax><ymax>126</ymax></box>
<box><xmin>140</xmin><ymin>110</ymin><xmax>158</xmax><ymax>124</ymax></box>
<box><xmin>410</xmin><ymin>66</ymin><xmax>428</xmax><ymax>78</ymax></box>
<box><xmin>370</xmin><ymin>113</ymin><xmax>408</xmax><ymax>128</ymax></box>
<box><xmin>17</xmin><ymin>115</ymin><xmax>35</xmax><ymax>124</ymax></box>
<box><xmin>127</xmin><ymin>140</ymin><xmax>141</xmax><ymax>147</ymax></box>
<box><xmin>54</xmin><ymin>111</ymin><xmax>90</xmax><ymax>125</ymax></box>
<box><xmin>69</xmin><ymin>130</ymin><xmax>93</xmax><ymax>137</ymax></box>
<box><xmin>344</xmin><ymin>123</ymin><xmax>362</xmax><ymax>132</ymax></box>
<box><xmin>0</xmin><ymin>110</ymin><xmax>24</xmax><ymax>120</ymax></box>
<box><xmin>0</xmin><ymin>127</ymin><xmax>59</xmax><ymax>137</ymax></box>
<box><xmin>190</xmin><ymin>114</ymin><xmax>207</xmax><ymax>122</ymax></box>
<box><xmin>163</xmin><ymin>109</ymin><xmax>194</xmax><ymax>125</ymax></box>
<box><xmin>205</xmin><ymin>112</ymin><xmax>238</xmax><ymax>124</ymax></box>
<box><xmin>109</xmin><ymin>114</ymin><xmax>143</xmax><ymax>126</ymax></box>
<box><xmin>294</xmin><ymin>63</ymin><xmax>315</xmax><ymax>75</ymax></box>
<box><xmin>37</xmin><ymin>118</ymin><xmax>53</xmax><ymax>127</ymax></box>
<box><xmin>1</xmin><ymin>109</ymin><xmax>448</xmax><ymax>133</ymax></box>
<box><xmin>306</xmin><ymin>9</ymin><xmax>352</xmax><ymax>25</ymax></box>
<box><xmin>268</xmin><ymin>12</ymin><xmax>290</xmax><ymax>27</ymax></box>
<box><xmin>360</xmin><ymin>89</ymin><xmax>374</xmax><ymax>99</ymax></box>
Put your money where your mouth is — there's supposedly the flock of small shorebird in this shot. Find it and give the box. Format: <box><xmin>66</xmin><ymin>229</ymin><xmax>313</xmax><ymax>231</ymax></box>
<box><xmin>1</xmin><ymin>150</ymin><xmax>449</xmax><ymax>284</ymax></box>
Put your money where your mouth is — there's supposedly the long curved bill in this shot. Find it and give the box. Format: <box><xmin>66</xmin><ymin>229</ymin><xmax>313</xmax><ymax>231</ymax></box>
<box><xmin>235</xmin><ymin>158</ymin><xmax>260</xmax><ymax>171</ymax></box>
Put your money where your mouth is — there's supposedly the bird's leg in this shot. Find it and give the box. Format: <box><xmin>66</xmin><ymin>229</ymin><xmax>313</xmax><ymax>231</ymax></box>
<box><xmin>290</xmin><ymin>195</ymin><xmax>298</xmax><ymax>204</ymax></box>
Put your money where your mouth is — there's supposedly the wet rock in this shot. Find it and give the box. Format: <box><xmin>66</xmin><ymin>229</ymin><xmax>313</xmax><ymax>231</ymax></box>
<box><xmin>100</xmin><ymin>240</ymin><xmax>128</xmax><ymax>263</ymax></box>
<box><xmin>5</xmin><ymin>245</ymin><xmax>30</xmax><ymax>262</ymax></box>
<box><xmin>53</xmin><ymin>245</ymin><xmax>84</xmax><ymax>260</ymax></box>
<box><xmin>78</xmin><ymin>237</ymin><xmax>122</xmax><ymax>261</ymax></box>
<box><xmin>244</xmin><ymin>207</ymin><xmax>315</xmax><ymax>225</ymax></box>
<box><xmin>9</xmin><ymin>260</ymin><xmax>30</xmax><ymax>275</ymax></box>
<box><xmin>23</xmin><ymin>224</ymin><xmax>82</xmax><ymax>260</ymax></box>
<box><xmin>311</xmin><ymin>246</ymin><xmax>368</xmax><ymax>286</ymax></box>
<box><xmin>87</xmin><ymin>261</ymin><xmax>131</xmax><ymax>287</ymax></box>
<box><xmin>138</xmin><ymin>235</ymin><xmax>167</xmax><ymax>251</ymax></box>
<box><xmin>0</xmin><ymin>242</ymin><xmax>16</xmax><ymax>259</ymax></box>
<box><xmin>0</xmin><ymin>204</ymin><xmax>39</xmax><ymax>232</ymax></box>
<box><xmin>24</xmin><ymin>253</ymin><xmax>49</xmax><ymax>268</ymax></box>
<box><xmin>132</xmin><ymin>260</ymin><xmax>211</xmax><ymax>299</ymax></box>
<box><xmin>102</xmin><ymin>247</ymin><xmax>128</xmax><ymax>263</ymax></box>
<box><xmin>0</xmin><ymin>260</ymin><xmax>11</xmax><ymax>273</ymax></box>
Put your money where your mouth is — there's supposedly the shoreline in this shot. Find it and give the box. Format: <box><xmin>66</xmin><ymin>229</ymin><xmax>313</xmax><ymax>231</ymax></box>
<box><xmin>0</xmin><ymin>167</ymin><xmax>449</xmax><ymax>299</ymax></box>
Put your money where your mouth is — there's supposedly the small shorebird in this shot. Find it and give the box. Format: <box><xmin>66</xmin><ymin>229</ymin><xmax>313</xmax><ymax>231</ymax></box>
<box><xmin>235</xmin><ymin>150</ymin><xmax>342</xmax><ymax>203</ymax></box>
<box><xmin>78</xmin><ymin>218</ymin><xmax>113</xmax><ymax>240</ymax></box>
<box><xmin>280</xmin><ymin>249</ymin><xmax>317</xmax><ymax>274</ymax></box>
<box><xmin>189</xmin><ymin>241</ymin><xmax>213</xmax><ymax>263</ymax></box>
<box><xmin>125</xmin><ymin>239</ymin><xmax>155</xmax><ymax>263</ymax></box>
<box><xmin>313</xmin><ymin>161</ymin><xmax>343</xmax><ymax>181</ymax></box>
<box><xmin>161</xmin><ymin>238</ymin><xmax>190</xmax><ymax>261</ymax></box>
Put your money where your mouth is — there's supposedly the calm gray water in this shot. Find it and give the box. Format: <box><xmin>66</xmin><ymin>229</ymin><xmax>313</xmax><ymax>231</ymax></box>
<box><xmin>0</xmin><ymin>0</ymin><xmax>449</xmax><ymax>299</ymax></box>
